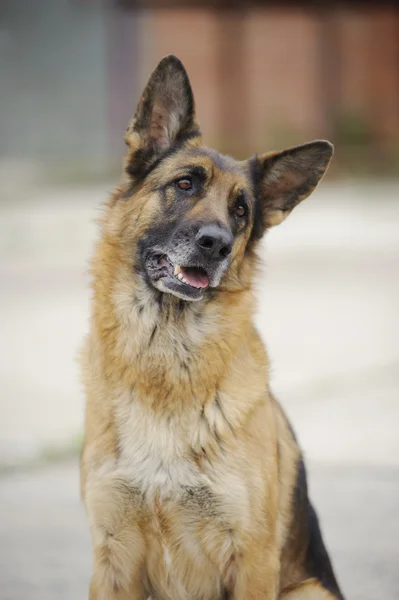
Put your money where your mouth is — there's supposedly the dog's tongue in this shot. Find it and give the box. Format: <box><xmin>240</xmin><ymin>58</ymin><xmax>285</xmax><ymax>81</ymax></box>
<box><xmin>181</xmin><ymin>266</ymin><xmax>209</xmax><ymax>288</ymax></box>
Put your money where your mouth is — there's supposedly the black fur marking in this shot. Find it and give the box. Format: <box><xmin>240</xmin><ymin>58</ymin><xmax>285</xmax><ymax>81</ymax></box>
<box><xmin>181</xmin><ymin>341</ymin><xmax>190</xmax><ymax>353</ymax></box>
<box><xmin>228</xmin><ymin>189</ymin><xmax>251</xmax><ymax>237</ymax></box>
<box><xmin>148</xmin><ymin>325</ymin><xmax>157</xmax><ymax>346</ymax></box>
<box><xmin>164</xmin><ymin>300</ymin><xmax>172</xmax><ymax>323</ymax></box>
<box><xmin>132</xmin><ymin>293</ymin><xmax>145</xmax><ymax>316</ymax></box>
<box><xmin>221</xmin><ymin>588</ymin><xmax>229</xmax><ymax>600</ymax></box>
<box><xmin>295</xmin><ymin>457</ymin><xmax>345</xmax><ymax>599</ymax></box>
<box><xmin>126</xmin><ymin>129</ymin><xmax>201</xmax><ymax>184</ymax></box>
<box><xmin>204</xmin><ymin>148</ymin><xmax>233</xmax><ymax>172</ymax></box>
<box><xmin>248</xmin><ymin>155</ymin><xmax>265</xmax><ymax>243</ymax></box>
<box><xmin>181</xmin><ymin>484</ymin><xmax>220</xmax><ymax>518</ymax></box>
<box><xmin>177</xmin><ymin>300</ymin><xmax>186</xmax><ymax>317</ymax></box>
<box><xmin>180</xmin><ymin>360</ymin><xmax>190</xmax><ymax>374</ymax></box>
<box><xmin>187</xmin><ymin>147</ymin><xmax>242</xmax><ymax>176</ymax></box>
<box><xmin>155</xmin><ymin>289</ymin><xmax>164</xmax><ymax>311</ymax></box>
<box><xmin>172</xmin><ymin>164</ymin><xmax>208</xmax><ymax>186</ymax></box>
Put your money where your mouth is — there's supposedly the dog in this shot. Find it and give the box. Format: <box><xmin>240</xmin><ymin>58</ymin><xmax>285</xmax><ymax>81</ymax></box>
<box><xmin>80</xmin><ymin>55</ymin><xmax>344</xmax><ymax>600</ymax></box>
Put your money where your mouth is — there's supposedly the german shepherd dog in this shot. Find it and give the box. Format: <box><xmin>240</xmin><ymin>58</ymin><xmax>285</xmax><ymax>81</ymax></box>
<box><xmin>81</xmin><ymin>55</ymin><xmax>345</xmax><ymax>600</ymax></box>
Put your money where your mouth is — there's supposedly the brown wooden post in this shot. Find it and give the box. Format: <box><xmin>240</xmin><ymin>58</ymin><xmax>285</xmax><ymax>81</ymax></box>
<box><xmin>366</xmin><ymin>6</ymin><xmax>399</xmax><ymax>172</ymax></box>
<box><xmin>215</xmin><ymin>7</ymin><xmax>250</xmax><ymax>158</ymax></box>
<box><xmin>317</xmin><ymin>5</ymin><xmax>342</xmax><ymax>141</ymax></box>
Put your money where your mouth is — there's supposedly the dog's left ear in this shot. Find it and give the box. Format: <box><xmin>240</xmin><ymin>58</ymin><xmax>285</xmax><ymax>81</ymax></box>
<box><xmin>255</xmin><ymin>140</ymin><xmax>334</xmax><ymax>228</ymax></box>
<box><xmin>124</xmin><ymin>55</ymin><xmax>200</xmax><ymax>179</ymax></box>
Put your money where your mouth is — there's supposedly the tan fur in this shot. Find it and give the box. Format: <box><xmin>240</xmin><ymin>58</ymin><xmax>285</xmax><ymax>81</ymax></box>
<box><xmin>81</xmin><ymin>56</ymin><xmax>340</xmax><ymax>600</ymax></box>
<box><xmin>280</xmin><ymin>579</ymin><xmax>338</xmax><ymax>599</ymax></box>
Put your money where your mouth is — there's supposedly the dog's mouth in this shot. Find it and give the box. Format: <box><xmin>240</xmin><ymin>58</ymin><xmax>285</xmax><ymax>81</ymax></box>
<box><xmin>172</xmin><ymin>262</ymin><xmax>209</xmax><ymax>288</ymax></box>
<box><xmin>145</xmin><ymin>252</ymin><xmax>211</xmax><ymax>299</ymax></box>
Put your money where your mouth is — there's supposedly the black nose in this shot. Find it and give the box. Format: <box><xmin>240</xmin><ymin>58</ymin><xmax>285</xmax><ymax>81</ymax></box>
<box><xmin>195</xmin><ymin>224</ymin><xmax>233</xmax><ymax>260</ymax></box>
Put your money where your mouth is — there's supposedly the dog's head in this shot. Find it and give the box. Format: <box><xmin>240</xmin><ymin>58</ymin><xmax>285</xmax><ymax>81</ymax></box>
<box><xmin>112</xmin><ymin>55</ymin><xmax>333</xmax><ymax>302</ymax></box>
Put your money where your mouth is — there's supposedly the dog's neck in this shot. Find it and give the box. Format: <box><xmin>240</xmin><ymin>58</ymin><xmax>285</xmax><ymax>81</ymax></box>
<box><xmin>90</xmin><ymin>268</ymin><xmax>257</xmax><ymax>412</ymax></box>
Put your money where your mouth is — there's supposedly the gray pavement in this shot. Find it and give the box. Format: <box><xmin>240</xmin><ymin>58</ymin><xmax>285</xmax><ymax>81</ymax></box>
<box><xmin>1</xmin><ymin>179</ymin><xmax>399</xmax><ymax>598</ymax></box>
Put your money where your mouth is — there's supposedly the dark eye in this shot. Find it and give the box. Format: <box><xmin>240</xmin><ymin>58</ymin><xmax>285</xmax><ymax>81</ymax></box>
<box><xmin>235</xmin><ymin>204</ymin><xmax>247</xmax><ymax>218</ymax></box>
<box><xmin>176</xmin><ymin>178</ymin><xmax>192</xmax><ymax>191</ymax></box>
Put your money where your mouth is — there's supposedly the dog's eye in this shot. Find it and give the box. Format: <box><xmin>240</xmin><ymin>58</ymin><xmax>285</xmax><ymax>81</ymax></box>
<box><xmin>176</xmin><ymin>178</ymin><xmax>192</xmax><ymax>191</ymax></box>
<box><xmin>235</xmin><ymin>205</ymin><xmax>247</xmax><ymax>218</ymax></box>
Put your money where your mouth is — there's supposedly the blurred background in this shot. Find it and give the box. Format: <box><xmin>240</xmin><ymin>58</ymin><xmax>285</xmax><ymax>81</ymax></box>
<box><xmin>0</xmin><ymin>1</ymin><xmax>398</xmax><ymax>599</ymax></box>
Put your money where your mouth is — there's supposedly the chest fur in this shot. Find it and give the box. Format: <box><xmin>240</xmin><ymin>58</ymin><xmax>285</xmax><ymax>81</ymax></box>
<box><xmin>115</xmin><ymin>396</ymin><xmax>250</xmax><ymax>599</ymax></box>
<box><xmin>116</xmin><ymin>394</ymin><xmax>242</xmax><ymax>495</ymax></box>
<box><xmin>118</xmin><ymin>397</ymin><xmax>262</xmax><ymax>534</ymax></box>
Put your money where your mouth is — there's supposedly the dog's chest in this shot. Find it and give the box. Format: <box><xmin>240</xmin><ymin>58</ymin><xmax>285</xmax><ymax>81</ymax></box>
<box><xmin>116</xmin><ymin>398</ymin><xmax>247</xmax><ymax>599</ymax></box>
<box><xmin>116</xmin><ymin>398</ymin><xmax>205</xmax><ymax>493</ymax></box>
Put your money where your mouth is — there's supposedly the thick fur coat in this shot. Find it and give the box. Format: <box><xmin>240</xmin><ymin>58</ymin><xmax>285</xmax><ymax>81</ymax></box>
<box><xmin>80</xmin><ymin>55</ymin><xmax>344</xmax><ymax>600</ymax></box>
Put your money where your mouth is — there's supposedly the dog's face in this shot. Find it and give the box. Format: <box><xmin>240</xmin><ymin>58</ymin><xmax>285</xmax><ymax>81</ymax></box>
<box><xmin>116</xmin><ymin>56</ymin><xmax>333</xmax><ymax>302</ymax></box>
<box><xmin>136</xmin><ymin>149</ymin><xmax>258</xmax><ymax>301</ymax></box>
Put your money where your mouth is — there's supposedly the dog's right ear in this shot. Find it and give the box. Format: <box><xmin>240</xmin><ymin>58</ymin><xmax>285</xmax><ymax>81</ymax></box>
<box><xmin>252</xmin><ymin>140</ymin><xmax>333</xmax><ymax>232</ymax></box>
<box><xmin>124</xmin><ymin>55</ymin><xmax>200</xmax><ymax>180</ymax></box>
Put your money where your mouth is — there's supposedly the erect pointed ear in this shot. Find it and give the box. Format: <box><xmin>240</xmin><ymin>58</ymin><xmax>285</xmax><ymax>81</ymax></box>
<box><xmin>124</xmin><ymin>55</ymin><xmax>200</xmax><ymax>179</ymax></box>
<box><xmin>254</xmin><ymin>140</ymin><xmax>333</xmax><ymax>229</ymax></box>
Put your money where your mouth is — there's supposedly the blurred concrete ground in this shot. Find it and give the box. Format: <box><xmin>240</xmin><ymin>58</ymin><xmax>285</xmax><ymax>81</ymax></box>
<box><xmin>0</xmin><ymin>179</ymin><xmax>398</xmax><ymax>598</ymax></box>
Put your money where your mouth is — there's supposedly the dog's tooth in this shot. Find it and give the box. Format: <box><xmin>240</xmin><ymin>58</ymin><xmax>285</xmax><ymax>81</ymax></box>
<box><xmin>177</xmin><ymin>273</ymin><xmax>184</xmax><ymax>281</ymax></box>
<box><xmin>174</xmin><ymin>265</ymin><xmax>181</xmax><ymax>276</ymax></box>
<box><xmin>181</xmin><ymin>277</ymin><xmax>189</xmax><ymax>284</ymax></box>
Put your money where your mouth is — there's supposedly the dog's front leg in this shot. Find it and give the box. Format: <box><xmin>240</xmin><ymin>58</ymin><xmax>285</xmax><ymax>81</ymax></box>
<box><xmin>89</xmin><ymin>559</ymin><xmax>144</xmax><ymax>600</ymax></box>
<box><xmin>230</xmin><ymin>545</ymin><xmax>279</xmax><ymax>600</ymax></box>
<box><xmin>85</xmin><ymin>468</ymin><xmax>146</xmax><ymax>600</ymax></box>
